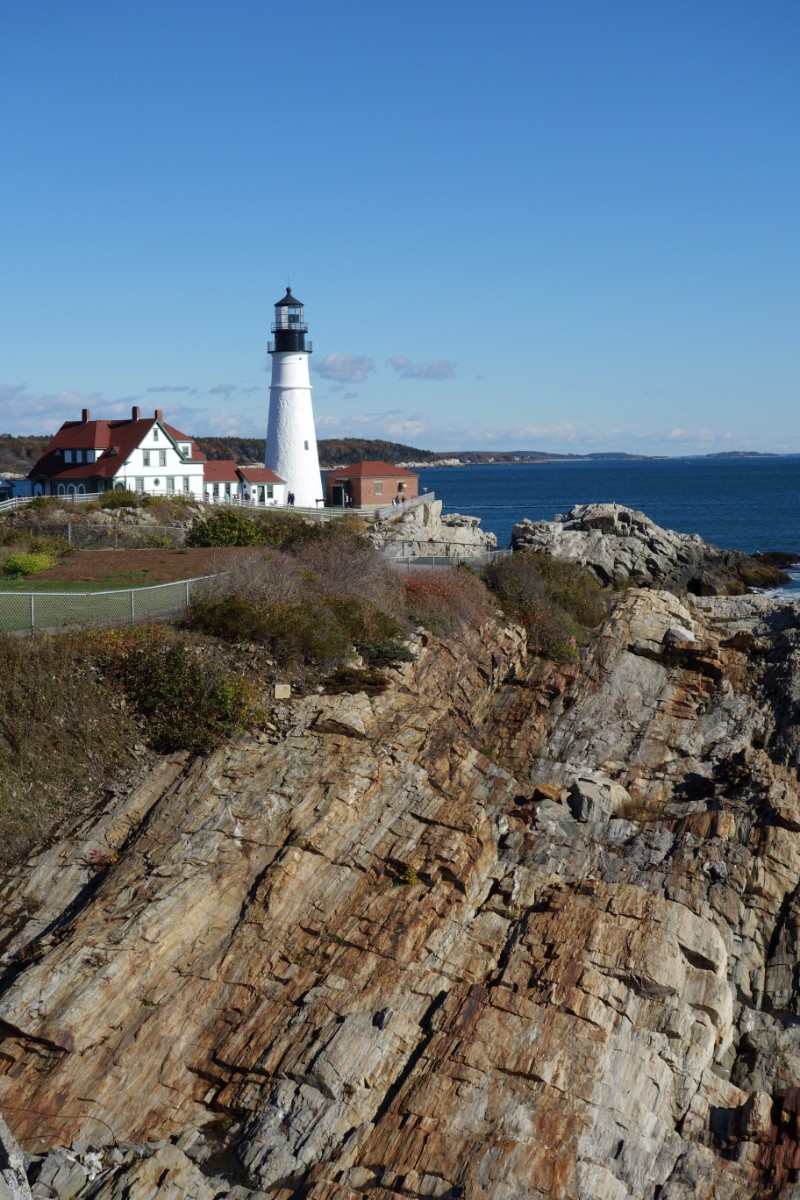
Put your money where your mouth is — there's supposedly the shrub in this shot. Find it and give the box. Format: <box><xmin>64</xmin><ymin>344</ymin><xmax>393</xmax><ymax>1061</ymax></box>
<box><xmin>27</xmin><ymin>496</ymin><xmax>60</xmax><ymax>513</ymax></box>
<box><xmin>354</xmin><ymin>638</ymin><xmax>415</xmax><ymax>669</ymax></box>
<box><xmin>188</xmin><ymin>597</ymin><xmax>352</xmax><ymax>670</ymax></box>
<box><xmin>404</xmin><ymin>567</ymin><xmax>492</xmax><ymax>635</ymax></box>
<box><xmin>186</xmin><ymin>508</ymin><xmax>326</xmax><ymax>550</ymax></box>
<box><xmin>186</xmin><ymin>509</ymin><xmax>264</xmax><ymax>548</ymax></box>
<box><xmin>1</xmin><ymin>550</ymin><xmax>57</xmax><ymax>577</ymax></box>
<box><xmin>483</xmin><ymin>552</ymin><xmax>606</xmax><ymax>660</ymax></box>
<box><xmin>302</xmin><ymin>527</ymin><xmax>403</xmax><ymax>619</ymax></box>
<box><xmin>0</xmin><ymin>528</ymin><xmax>70</xmax><ymax>557</ymax></box>
<box><xmin>96</xmin><ymin>489</ymin><xmax>140</xmax><ymax>509</ymax></box>
<box><xmin>102</xmin><ymin>627</ymin><xmax>257</xmax><ymax>752</ymax></box>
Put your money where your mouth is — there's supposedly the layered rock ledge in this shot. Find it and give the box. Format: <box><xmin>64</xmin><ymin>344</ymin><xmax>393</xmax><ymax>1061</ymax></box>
<box><xmin>512</xmin><ymin>502</ymin><xmax>791</xmax><ymax>594</ymax></box>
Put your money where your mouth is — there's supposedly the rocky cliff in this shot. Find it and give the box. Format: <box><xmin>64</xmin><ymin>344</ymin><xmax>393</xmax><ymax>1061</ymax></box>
<box><xmin>2</xmin><ymin>566</ymin><xmax>800</xmax><ymax>1196</ymax></box>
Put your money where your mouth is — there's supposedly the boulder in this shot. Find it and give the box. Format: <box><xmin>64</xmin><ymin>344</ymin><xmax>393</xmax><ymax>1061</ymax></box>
<box><xmin>511</xmin><ymin>502</ymin><xmax>791</xmax><ymax>595</ymax></box>
<box><xmin>369</xmin><ymin>499</ymin><xmax>496</xmax><ymax>558</ymax></box>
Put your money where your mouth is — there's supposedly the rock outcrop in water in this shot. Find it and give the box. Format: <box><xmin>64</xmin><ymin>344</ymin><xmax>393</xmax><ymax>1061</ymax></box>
<box><xmin>3</xmin><ymin>516</ymin><xmax>800</xmax><ymax>1196</ymax></box>
<box><xmin>512</xmin><ymin>502</ymin><xmax>790</xmax><ymax>594</ymax></box>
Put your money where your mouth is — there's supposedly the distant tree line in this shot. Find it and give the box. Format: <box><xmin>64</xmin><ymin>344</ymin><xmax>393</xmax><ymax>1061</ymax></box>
<box><xmin>0</xmin><ymin>435</ymin><xmax>51</xmax><ymax>473</ymax></box>
<box><xmin>193</xmin><ymin>436</ymin><xmax>439</xmax><ymax>468</ymax></box>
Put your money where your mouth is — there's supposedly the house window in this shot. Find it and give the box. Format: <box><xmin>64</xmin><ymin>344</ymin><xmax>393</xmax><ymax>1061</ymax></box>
<box><xmin>180</xmin><ymin>443</ymin><xmax>190</xmax><ymax>455</ymax></box>
<box><xmin>213</xmin><ymin>484</ymin><xmax>219</xmax><ymax>498</ymax></box>
<box><xmin>182</xmin><ymin>476</ymin><xmax>190</xmax><ymax>493</ymax></box>
<box><xmin>153</xmin><ymin>427</ymin><xmax>159</xmax><ymax>440</ymax></box>
<box><xmin>167</xmin><ymin>477</ymin><xmax>175</xmax><ymax>494</ymax></box>
<box><xmin>224</xmin><ymin>483</ymin><xmax>231</xmax><ymax>497</ymax></box>
<box><xmin>267</xmin><ymin>484</ymin><xmax>274</xmax><ymax>499</ymax></box>
<box><xmin>158</xmin><ymin>450</ymin><xmax>166</xmax><ymax>466</ymax></box>
<box><xmin>135</xmin><ymin>477</ymin><xmax>144</xmax><ymax>492</ymax></box>
<box><xmin>64</xmin><ymin>450</ymin><xmax>72</xmax><ymax>463</ymax></box>
<box><xmin>143</xmin><ymin>450</ymin><xmax>150</xmax><ymax>466</ymax></box>
<box><xmin>375</xmin><ymin>482</ymin><xmax>383</xmax><ymax>495</ymax></box>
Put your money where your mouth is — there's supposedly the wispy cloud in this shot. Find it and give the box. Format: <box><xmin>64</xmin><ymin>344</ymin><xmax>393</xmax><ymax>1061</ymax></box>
<box><xmin>147</xmin><ymin>384</ymin><xmax>198</xmax><ymax>395</ymax></box>
<box><xmin>314</xmin><ymin>353</ymin><xmax>374</xmax><ymax>384</ymax></box>
<box><xmin>209</xmin><ymin>384</ymin><xmax>238</xmax><ymax>398</ymax></box>
<box><xmin>315</xmin><ymin>408</ymin><xmax>430</xmax><ymax>440</ymax></box>
<box><xmin>388</xmin><ymin>357</ymin><xmax>456</xmax><ymax>381</ymax></box>
<box><xmin>0</xmin><ymin>383</ymin><xmax>111</xmax><ymax>434</ymax></box>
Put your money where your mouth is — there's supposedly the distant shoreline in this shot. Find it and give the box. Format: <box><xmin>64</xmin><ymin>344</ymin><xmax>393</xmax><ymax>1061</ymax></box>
<box><xmin>399</xmin><ymin>451</ymin><xmax>792</xmax><ymax>469</ymax></box>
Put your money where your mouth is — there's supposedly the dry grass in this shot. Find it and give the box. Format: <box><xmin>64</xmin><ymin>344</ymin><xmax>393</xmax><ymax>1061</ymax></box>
<box><xmin>0</xmin><ymin>631</ymin><xmax>137</xmax><ymax>868</ymax></box>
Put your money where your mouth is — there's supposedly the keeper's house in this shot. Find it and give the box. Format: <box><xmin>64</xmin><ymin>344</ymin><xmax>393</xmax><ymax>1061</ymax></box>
<box><xmin>26</xmin><ymin>406</ymin><xmax>208</xmax><ymax>498</ymax></box>
<box><xmin>325</xmin><ymin>461</ymin><xmax>418</xmax><ymax>508</ymax></box>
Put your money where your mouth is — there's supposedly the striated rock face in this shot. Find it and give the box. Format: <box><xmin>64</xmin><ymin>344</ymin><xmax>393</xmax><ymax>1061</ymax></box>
<box><xmin>369</xmin><ymin>498</ymin><xmax>497</xmax><ymax>558</ymax></box>
<box><xmin>3</xmin><ymin>585</ymin><xmax>800</xmax><ymax>1196</ymax></box>
<box><xmin>512</xmin><ymin>502</ymin><xmax>790</xmax><ymax>593</ymax></box>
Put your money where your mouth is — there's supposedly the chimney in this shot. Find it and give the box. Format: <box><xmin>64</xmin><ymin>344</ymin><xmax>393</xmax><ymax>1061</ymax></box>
<box><xmin>131</xmin><ymin>405</ymin><xmax>141</xmax><ymax>420</ymax></box>
<box><xmin>154</xmin><ymin>408</ymin><xmax>163</xmax><ymax>421</ymax></box>
<box><xmin>81</xmin><ymin>408</ymin><xmax>90</xmax><ymax>423</ymax></box>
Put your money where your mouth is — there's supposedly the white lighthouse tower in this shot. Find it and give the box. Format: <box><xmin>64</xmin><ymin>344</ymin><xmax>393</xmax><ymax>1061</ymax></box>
<box><xmin>264</xmin><ymin>286</ymin><xmax>322</xmax><ymax>508</ymax></box>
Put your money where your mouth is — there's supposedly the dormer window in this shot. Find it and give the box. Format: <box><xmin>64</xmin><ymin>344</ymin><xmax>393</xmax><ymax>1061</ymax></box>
<box><xmin>64</xmin><ymin>450</ymin><xmax>73</xmax><ymax>463</ymax></box>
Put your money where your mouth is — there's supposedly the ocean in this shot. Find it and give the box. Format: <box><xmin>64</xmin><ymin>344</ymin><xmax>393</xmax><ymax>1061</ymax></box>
<box><xmin>415</xmin><ymin>456</ymin><xmax>800</xmax><ymax>592</ymax></box>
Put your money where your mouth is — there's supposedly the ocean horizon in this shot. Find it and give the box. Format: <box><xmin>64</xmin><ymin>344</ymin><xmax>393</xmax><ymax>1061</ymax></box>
<box><xmin>414</xmin><ymin>456</ymin><xmax>800</xmax><ymax>593</ymax></box>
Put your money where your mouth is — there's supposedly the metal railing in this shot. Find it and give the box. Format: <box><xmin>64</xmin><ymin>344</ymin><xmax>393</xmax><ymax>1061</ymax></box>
<box><xmin>0</xmin><ymin>574</ymin><xmax>221</xmax><ymax>633</ymax></box>
<box><xmin>363</xmin><ymin>493</ymin><xmax>435</xmax><ymax>521</ymax></box>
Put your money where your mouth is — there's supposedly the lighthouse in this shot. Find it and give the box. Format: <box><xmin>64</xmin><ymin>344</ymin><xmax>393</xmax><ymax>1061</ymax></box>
<box><xmin>264</xmin><ymin>287</ymin><xmax>322</xmax><ymax>508</ymax></box>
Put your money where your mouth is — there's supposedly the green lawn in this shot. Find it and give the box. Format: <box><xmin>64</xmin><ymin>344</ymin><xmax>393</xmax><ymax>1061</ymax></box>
<box><xmin>0</xmin><ymin>571</ymin><xmax>154</xmax><ymax>592</ymax></box>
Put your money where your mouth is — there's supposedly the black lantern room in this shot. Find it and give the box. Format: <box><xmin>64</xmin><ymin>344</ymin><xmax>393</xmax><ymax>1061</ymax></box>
<box><xmin>269</xmin><ymin>287</ymin><xmax>312</xmax><ymax>354</ymax></box>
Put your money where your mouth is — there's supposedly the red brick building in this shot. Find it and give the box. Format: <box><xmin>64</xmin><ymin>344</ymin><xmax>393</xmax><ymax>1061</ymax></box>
<box><xmin>324</xmin><ymin>461</ymin><xmax>419</xmax><ymax>508</ymax></box>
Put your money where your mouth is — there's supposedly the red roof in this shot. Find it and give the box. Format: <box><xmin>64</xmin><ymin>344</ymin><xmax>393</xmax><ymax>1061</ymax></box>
<box><xmin>29</xmin><ymin>413</ymin><xmax>204</xmax><ymax>481</ymax></box>
<box><xmin>203</xmin><ymin>460</ymin><xmax>241</xmax><ymax>483</ymax></box>
<box><xmin>238</xmin><ymin>466</ymin><xmax>284</xmax><ymax>484</ymax></box>
<box><xmin>326</xmin><ymin>460</ymin><xmax>417</xmax><ymax>481</ymax></box>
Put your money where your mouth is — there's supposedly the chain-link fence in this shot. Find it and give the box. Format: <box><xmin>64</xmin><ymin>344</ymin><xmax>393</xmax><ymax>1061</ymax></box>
<box><xmin>3</xmin><ymin>522</ymin><xmax>187</xmax><ymax>549</ymax></box>
<box><xmin>0</xmin><ymin>574</ymin><xmax>220</xmax><ymax>633</ymax></box>
<box><xmin>388</xmin><ymin>548</ymin><xmax>512</xmax><ymax>570</ymax></box>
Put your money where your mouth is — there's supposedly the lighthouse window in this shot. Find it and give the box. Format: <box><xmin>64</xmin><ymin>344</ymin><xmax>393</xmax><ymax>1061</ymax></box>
<box><xmin>304</xmin><ymin>440</ymin><xmax>309</xmax><ymax>450</ymax></box>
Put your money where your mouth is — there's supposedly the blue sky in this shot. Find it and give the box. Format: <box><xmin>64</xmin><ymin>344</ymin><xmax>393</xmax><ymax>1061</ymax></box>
<box><xmin>1</xmin><ymin>0</ymin><xmax>798</xmax><ymax>454</ymax></box>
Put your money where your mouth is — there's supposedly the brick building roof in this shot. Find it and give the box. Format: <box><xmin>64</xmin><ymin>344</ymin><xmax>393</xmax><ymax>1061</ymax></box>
<box><xmin>325</xmin><ymin>460</ymin><xmax>417</xmax><ymax>481</ymax></box>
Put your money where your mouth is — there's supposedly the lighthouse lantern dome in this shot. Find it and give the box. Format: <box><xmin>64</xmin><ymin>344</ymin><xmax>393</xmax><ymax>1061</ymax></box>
<box><xmin>269</xmin><ymin>287</ymin><xmax>310</xmax><ymax>353</ymax></box>
<box><xmin>272</xmin><ymin>287</ymin><xmax>307</xmax><ymax>332</ymax></box>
